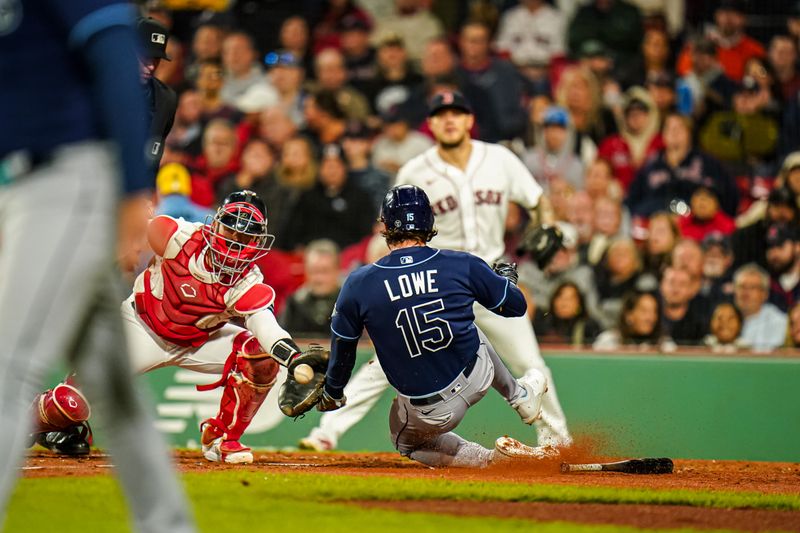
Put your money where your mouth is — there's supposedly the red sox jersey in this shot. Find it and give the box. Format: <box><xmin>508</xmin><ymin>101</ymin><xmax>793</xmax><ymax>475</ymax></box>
<box><xmin>395</xmin><ymin>141</ymin><xmax>543</xmax><ymax>264</ymax></box>
<box><xmin>133</xmin><ymin>217</ymin><xmax>275</xmax><ymax>347</ymax></box>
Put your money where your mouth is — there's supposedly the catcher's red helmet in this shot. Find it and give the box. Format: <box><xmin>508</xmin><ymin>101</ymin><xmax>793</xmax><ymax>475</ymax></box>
<box><xmin>203</xmin><ymin>190</ymin><xmax>274</xmax><ymax>285</ymax></box>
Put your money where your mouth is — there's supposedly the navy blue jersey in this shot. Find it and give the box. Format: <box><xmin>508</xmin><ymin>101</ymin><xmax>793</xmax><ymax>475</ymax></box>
<box><xmin>0</xmin><ymin>0</ymin><xmax>134</xmax><ymax>156</ymax></box>
<box><xmin>330</xmin><ymin>246</ymin><xmax>525</xmax><ymax>397</ymax></box>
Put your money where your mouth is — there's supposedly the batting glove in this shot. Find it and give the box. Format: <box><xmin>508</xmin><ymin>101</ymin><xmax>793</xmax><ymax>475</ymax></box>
<box><xmin>492</xmin><ymin>262</ymin><xmax>519</xmax><ymax>285</ymax></box>
<box><xmin>317</xmin><ymin>390</ymin><xmax>347</xmax><ymax>412</ymax></box>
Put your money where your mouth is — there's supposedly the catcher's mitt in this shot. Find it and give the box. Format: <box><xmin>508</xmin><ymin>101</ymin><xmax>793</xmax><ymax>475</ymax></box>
<box><xmin>278</xmin><ymin>345</ymin><xmax>330</xmax><ymax>417</ymax></box>
<box><xmin>516</xmin><ymin>225</ymin><xmax>565</xmax><ymax>270</ymax></box>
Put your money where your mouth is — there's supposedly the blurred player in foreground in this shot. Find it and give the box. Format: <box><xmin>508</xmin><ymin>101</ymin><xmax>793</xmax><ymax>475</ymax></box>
<box><xmin>0</xmin><ymin>1</ymin><xmax>194</xmax><ymax>531</ymax></box>
<box><xmin>32</xmin><ymin>191</ymin><xmax>323</xmax><ymax>464</ymax></box>
<box><xmin>311</xmin><ymin>185</ymin><xmax>550</xmax><ymax>466</ymax></box>
<box><xmin>301</xmin><ymin>90</ymin><xmax>571</xmax><ymax>451</ymax></box>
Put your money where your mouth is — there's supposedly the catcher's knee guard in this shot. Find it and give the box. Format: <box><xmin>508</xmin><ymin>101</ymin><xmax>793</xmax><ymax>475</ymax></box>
<box><xmin>198</xmin><ymin>332</ymin><xmax>279</xmax><ymax>442</ymax></box>
<box><xmin>32</xmin><ymin>383</ymin><xmax>91</xmax><ymax>433</ymax></box>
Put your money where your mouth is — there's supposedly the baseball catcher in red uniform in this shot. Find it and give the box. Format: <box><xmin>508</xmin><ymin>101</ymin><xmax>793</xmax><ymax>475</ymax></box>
<box><xmin>31</xmin><ymin>190</ymin><xmax>326</xmax><ymax>463</ymax></box>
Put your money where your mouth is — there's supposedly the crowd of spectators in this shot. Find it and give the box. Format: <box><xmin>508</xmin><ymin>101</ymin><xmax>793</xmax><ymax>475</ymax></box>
<box><xmin>141</xmin><ymin>0</ymin><xmax>800</xmax><ymax>353</ymax></box>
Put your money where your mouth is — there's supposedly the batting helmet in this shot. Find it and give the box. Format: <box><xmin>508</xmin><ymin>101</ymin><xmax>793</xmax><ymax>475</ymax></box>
<box><xmin>380</xmin><ymin>185</ymin><xmax>435</xmax><ymax>236</ymax></box>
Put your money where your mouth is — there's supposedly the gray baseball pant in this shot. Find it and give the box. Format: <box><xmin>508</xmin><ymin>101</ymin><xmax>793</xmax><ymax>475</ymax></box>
<box><xmin>0</xmin><ymin>142</ymin><xmax>195</xmax><ymax>533</ymax></box>
<box><xmin>308</xmin><ymin>305</ymin><xmax>571</xmax><ymax>449</ymax></box>
<box><xmin>388</xmin><ymin>331</ymin><xmax>521</xmax><ymax>468</ymax></box>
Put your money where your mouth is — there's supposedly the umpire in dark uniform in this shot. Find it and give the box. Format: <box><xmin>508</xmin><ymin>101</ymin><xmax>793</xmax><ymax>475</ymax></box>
<box><xmin>137</xmin><ymin>17</ymin><xmax>177</xmax><ymax>182</ymax></box>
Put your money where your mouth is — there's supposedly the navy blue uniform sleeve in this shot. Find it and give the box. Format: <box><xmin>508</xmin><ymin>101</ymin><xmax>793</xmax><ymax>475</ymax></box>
<box><xmin>45</xmin><ymin>0</ymin><xmax>149</xmax><ymax>195</ymax></box>
<box><xmin>42</xmin><ymin>0</ymin><xmax>134</xmax><ymax>44</ymax></box>
<box><xmin>330</xmin><ymin>276</ymin><xmax>364</xmax><ymax>340</ymax></box>
<box><xmin>326</xmin><ymin>275</ymin><xmax>364</xmax><ymax>397</ymax></box>
<box><xmin>468</xmin><ymin>256</ymin><xmax>527</xmax><ymax>317</ymax></box>
<box><xmin>325</xmin><ymin>337</ymin><xmax>359</xmax><ymax>398</ymax></box>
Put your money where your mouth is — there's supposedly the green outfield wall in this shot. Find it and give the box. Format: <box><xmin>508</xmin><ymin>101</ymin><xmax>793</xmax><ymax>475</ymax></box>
<box><xmin>139</xmin><ymin>349</ymin><xmax>800</xmax><ymax>462</ymax></box>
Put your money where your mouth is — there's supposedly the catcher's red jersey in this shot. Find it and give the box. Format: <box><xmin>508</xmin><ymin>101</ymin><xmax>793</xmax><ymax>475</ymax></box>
<box><xmin>134</xmin><ymin>218</ymin><xmax>275</xmax><ymax>347</ymax></box>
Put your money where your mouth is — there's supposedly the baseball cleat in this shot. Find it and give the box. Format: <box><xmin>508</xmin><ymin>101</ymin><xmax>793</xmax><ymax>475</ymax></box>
<box><xmin>493</xmin><ymin>436</ymin><xmax>559</xmax><ymax>460</ymax></box>
<box><xmin>201</xmin><ymin>424</ymin><xmax>253</xmax><ymax>464</ymax></box>
<box><xmin>509</xmin><ymin>373</ymin><xmax>547</xmax><ymax>425</ymax></box>
<box><xmin>34</xmin><ymin>422</ymin><xmax>93</xmax><ymax>456</ymax></box>
<box><xmin>297</xmin><ymin>435</ymin><xmax>334</xmax><ymax>452</ymax></box>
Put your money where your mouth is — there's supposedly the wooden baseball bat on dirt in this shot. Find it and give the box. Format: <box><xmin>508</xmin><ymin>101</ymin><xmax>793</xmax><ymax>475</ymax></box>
<box><xmin>560</xmin><ymin>457</ymin><xmax>674</xmax><ymax>474</ymax></box>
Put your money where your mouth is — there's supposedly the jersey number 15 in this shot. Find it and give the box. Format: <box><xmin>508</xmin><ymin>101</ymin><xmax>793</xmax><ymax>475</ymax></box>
<box><xmin>394</xmin><ymin>299</ymin><xmax>454</xmax><ymax>358</ymax></box>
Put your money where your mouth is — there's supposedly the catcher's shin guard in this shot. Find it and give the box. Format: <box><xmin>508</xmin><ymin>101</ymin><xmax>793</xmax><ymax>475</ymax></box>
<box><xmin>33</xmin><ymin>383</ymin><xmax>91</xmax><ymax>433</ymax></box>
<box><xmin>198</xmin><ymin>332</ymin><xmax>278</xmax><ymax>462</ymax></box>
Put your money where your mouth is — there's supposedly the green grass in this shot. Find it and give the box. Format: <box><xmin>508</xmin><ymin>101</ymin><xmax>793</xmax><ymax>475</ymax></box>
<box><xmin>243</xmin><ymin>470</ymin><xmax>800</xmax><ymax>511</ymax></box>
<box><xmin>5</xmin><ymin>469</ymin><xmax>797</xmax><ymax>533</ymax></box>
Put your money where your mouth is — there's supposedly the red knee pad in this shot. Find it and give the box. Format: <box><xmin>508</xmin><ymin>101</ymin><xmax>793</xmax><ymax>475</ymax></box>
<box><xmin>237</xmin><ymin>353</ymin><xmax>279</xmax><ymax>386</ymax></box>
<box><xmin>33</xmin><ymin>383</ymin><xmax>91</xmax><ymax>433</ymax></box>
<box><xmin>235</xmin><ymin>331</ymin><xmax>279</xmax><ymax>384</ymax></box>
<box><xmin>197</xmin><ymin>331</ymin><xmax>271</xmax><ymax>392</ymax></box>
<box><xmin>236</xmin><ymin>331</ymin><xmax>267</xmax><ymax>358</ymax></box>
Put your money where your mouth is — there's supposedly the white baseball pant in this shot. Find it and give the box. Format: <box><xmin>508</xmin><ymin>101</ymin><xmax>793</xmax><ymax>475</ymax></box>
<box><xmin>306</xmin><ymin>303</ymin><xmax>571</xmax><ymax>449</ymax></box>
<box><xmin>123</xmin><ymin>295</ymin><xmax>245</xmax><ymax>375</ymax></box>
<box><xmin>120</xmin><ymin>297</ymin><xmax>288</xmax><ymax>435</ymax></box>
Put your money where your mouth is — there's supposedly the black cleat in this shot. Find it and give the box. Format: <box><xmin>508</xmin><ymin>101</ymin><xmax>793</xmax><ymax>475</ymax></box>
<box><xmin>34</xmin><ymin>422</ymin><xmax>93</xmax><ymax>456</ymax></box>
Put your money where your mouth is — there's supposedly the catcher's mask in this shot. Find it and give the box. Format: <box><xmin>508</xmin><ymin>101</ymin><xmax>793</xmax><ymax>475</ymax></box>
<box><xmin>203</xmin><ymin>190</ymin><xmax>274</xmax><ymax>285</ymax></box>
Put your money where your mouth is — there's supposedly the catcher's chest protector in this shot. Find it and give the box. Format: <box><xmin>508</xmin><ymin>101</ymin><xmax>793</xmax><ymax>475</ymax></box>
<box><xmin>135</xmin><ymin>230</ymin><xmax>255</xmax><ymax>347</ymax></box>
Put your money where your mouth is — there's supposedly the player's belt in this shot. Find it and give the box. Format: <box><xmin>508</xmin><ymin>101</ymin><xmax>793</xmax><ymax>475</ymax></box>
<box><xmin>409</xmin><ymin>356</ymin><xmax>478</xmax><ymax>407</ymax></box>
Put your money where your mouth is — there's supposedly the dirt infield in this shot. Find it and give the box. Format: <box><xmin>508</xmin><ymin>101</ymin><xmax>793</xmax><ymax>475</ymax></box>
<box><xmin>356</xmin><ymin>500</ymin><xmax>800</xmax><ymax>532</ymax></box>
<box><xmin>22</xmin><ymin>450</ymin><xmax>800</xmax><ymax>532</ymax></box>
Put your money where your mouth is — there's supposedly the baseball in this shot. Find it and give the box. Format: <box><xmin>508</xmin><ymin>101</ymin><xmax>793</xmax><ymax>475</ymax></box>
<box><xmin>293</xmin><ymin>363</ymin><xmax>314</xmax><ymax>384</ymax></box>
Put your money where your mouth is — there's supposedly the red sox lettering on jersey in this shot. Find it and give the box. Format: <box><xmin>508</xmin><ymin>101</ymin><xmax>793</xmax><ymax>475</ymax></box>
<box><xmin>431</xmin><ymin>190</ymin><xmax>504</xmax><ymax>217</ymax></box>
<box><xmin>397</xmin><ymin>141</ymin><xmax>543</xmax><ymax>263</ymax></box>
<box><xmin>134</xmin><ymin>217</ymin><xmax>275</xmax><ymax>347</ymax></box>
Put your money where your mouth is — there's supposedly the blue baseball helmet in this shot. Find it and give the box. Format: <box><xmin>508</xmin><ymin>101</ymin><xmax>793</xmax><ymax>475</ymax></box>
<box><xmin>380</xmin><ymin>185</ymin><xmax>435</xmax><ymax>235</ymax></box>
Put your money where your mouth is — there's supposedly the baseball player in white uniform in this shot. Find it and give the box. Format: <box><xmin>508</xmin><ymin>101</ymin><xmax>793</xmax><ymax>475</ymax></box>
<box><xmin>300</xmin><ymin>90</ymin><xmax>571</xmax><ymax>451</ymax></box>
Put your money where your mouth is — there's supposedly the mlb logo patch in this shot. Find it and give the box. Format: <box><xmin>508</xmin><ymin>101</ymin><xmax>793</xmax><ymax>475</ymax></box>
<box><xmin>151</xmin><ymin>32</ymin><xmax>166</xmax><ymax>44</ymax></box>
<box><xmin>400</xmin><ymin>256</ymin><xmax>413</xmax><ymax>265</ymax></box>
